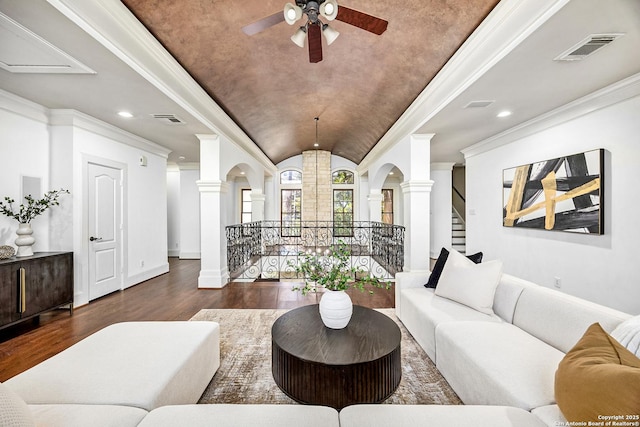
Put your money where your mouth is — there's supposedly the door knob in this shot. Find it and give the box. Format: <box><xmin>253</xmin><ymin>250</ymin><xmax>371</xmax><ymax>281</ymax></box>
<box><xmin>89</xmin><ymin>236</ymin><xmax>103</xmax><ymax>242</ymax></box>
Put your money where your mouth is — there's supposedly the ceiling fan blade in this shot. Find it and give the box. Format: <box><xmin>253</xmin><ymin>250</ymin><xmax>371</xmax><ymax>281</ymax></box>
<box><xmin>242</xmin><ymin>11</ymin><xmax>285</xmax><ymax>36</ymax></box>
<box><xmin>336</xmin><ymin>6</ymin><xmax>388</xmax><ymax>35</ymax></box>
<box><xmin>308</xmin><ymin>23</ymin><xmax>323</xmax><ymax>63</ymax></box>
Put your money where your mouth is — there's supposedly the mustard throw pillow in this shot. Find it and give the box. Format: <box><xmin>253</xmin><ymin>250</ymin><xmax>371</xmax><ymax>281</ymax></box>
<box><xmin>555</xmin><ymin>323</ymin><xmax>640</xmax><ymax>423</ymax></box>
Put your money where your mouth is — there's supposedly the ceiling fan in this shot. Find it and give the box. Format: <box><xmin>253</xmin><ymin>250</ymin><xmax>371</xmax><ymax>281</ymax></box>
<box><xmin>242</xmin><ymin>0</ymin><xmax>388</xmax><ymax>63</ymax></box>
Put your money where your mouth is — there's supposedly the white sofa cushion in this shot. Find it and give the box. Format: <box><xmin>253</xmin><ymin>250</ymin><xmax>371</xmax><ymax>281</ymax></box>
<box><xmin>394</xmin><ymin>271</ymin><xmax>431</xmax><ymax>320</ymax></box>
<box><xmin>611</xmin><ymin>314</ymin><xmax>640</xmax><ymax>357</ymax></box>
<box><xmin>28</xmin><ymin>404</ymin><xmax>147</xmax><ymax>427</ymax></box>
<box><xmin>531</xmin><ymin>405</ymin><xmax>567</xmax><ymax>427</ymax></box>
<box><xmin>435</xmin><ymin>321</ymin><xmax>564</xmax><ymax>410</ymax></box>
<box><xmin>513</xmin><ymin>286</ymin><xmax>630</xmax><ymax>353</ymax></box>
<box><xmin>398</xmin><ymin>287</ymin><xmax>501</xmax><ymax>361</ymax></box>
<box><xmin>339</xmin><ymin>404</ymin><xmax>547</xmax><ymax>427</ymax></box>
<box><xmin>0</xmin><ymin>382</ymin><xmax>34</xmax><ymax>427</ymax></box>
<box><xmin>435</xmin><ymin>249</ymin><xmax>503</xmax><ymax>315</ymax></box>
<box><xmin>492</xmin><ymin>274</ymin><xmax>536</xmax><ymax>323</ymax></box>
<box><xmin>6</xmin><ymin>321</ymin><xmax>220</xmax><ymax>411</ymax></box>
<box><xmin>138</xmin><ymin>404</ymin><xmax>340</xmax><ymax>427</ymax></box>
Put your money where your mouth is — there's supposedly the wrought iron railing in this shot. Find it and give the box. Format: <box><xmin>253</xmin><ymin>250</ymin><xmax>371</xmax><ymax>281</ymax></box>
<box><xmin>225</xmin><ymin>221</ymin><xmax>405</xmax><ymax>281</ymax></box>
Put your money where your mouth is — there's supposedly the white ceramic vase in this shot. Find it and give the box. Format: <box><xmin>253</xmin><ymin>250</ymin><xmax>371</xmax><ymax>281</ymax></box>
<box><xmin>319</xmin><ymin>289</ymin><xmax>353</xmax><ymax>329</ymax></box>
<box><xmin>15</xmin><ymin>223</ymin><xmax>35</xmax><ymax>257</ymax></box>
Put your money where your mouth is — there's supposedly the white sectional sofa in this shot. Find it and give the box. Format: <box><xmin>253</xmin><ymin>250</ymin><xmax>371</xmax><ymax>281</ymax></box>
<box><xmin>392</xmin><ymin>267</ymin><xmax>632</xmax><ymax>426</ymax></box>
<box><xmin>1</xmin><ymin>271</ymin><xmax>635</xmax><ymax>427</ymax></box>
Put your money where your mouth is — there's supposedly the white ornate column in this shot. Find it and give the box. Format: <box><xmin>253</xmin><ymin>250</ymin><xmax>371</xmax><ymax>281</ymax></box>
<box><xmin>197</xmin><ymin>134</ymin><xmax>229</xmax><ymax>288</ymax></box>
<box><xmin>401</xmin><ymin>180</ymin><xmax>434</xmax><ymax>272</ymax></box>
<box><xmin>402</xmin><ymin>134</ymin><xmax>435</xmax><ymax>272</ymax></box>
<box><xmin>250</xmin><ymin>190</ymin><xmax>266</xmax><ymax>221</ymax></box>
<box><xmin>430</xmin><ymin>162</ymin><xmax>455</xmax><ymax>258</ymax></box>
<box><xmin>368</xmin><ymin>190</ymin><xmax>383</xmax><ymax>223</ymax></box>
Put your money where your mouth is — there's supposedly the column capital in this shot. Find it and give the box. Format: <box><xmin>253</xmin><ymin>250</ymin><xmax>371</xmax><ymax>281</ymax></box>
<box><xmin>195</xmin><ymin>133</ymin><xmax>219</xmax><ymax>143</ymax></box>
<box><xmin>250</xmin><ymin>192</ymin><xmax>266</xmax><ymax>202</ymax></box>
<box><xmin>431</xmin><ymin>162</ymin><xmax>456</xmax><ymax>171</ymax></box>
<box><xmin>367</xmin><ymin>192</ymin><xmax>383</xmax><ymax>202</ymax></box>
<box><xmin>400</xmin><ymin>180</ymin><xmax>435</xmax><ymax>193</ymax></box>
<box><xmin>196</xmin><ymin>180</ymin><xmax>229</xmax><ymax>193</ymax></box>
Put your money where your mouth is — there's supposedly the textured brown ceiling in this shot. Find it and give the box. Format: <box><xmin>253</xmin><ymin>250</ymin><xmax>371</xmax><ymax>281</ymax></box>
<box><xmin>121</xmin><ymin>0</ymin><xmax>499</xmax><ymax>165</ymax></box>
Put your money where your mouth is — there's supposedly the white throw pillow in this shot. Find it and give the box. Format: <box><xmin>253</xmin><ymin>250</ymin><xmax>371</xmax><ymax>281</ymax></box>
<box><xmin>0</xmin><ymin>382</ymin><xmax>35</xmax><ymax>427</ymax></box>
<box><xmin>434</xmin><ymin>249</ymin><xmax>503</xmax><ymax>315</ymax></box>
<box><xmin>611</xmin><ymin>315</ymin><xmax>640</xmax><ymax>358</ymax></box>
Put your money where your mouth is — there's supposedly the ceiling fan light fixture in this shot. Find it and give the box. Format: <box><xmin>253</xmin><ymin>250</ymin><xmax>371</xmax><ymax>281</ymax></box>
<box><xmin>320</xmin><ymin>0</ymin><xmax>338</xmax><ymax>21</ymax></box>
<box><xmin>284</xmin><ymin>3</ymin><xmax>303</xmax><ymax>25</ymax></box>
<box><xmin>322</xmin><ymin>24</ymin><xmax>339</xmax><ymax>45</ymax></box>
<box><xmin>291</xmin><ymin>26</ymin><xmax>307</xmax><ymax>47</ymax></box>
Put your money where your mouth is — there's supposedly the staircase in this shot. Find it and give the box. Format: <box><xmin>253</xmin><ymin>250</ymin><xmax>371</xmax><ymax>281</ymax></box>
<box><xmin>452</xmin><ymin>210</ymin><xmax>466</xmax><ymax>255</ymax></box>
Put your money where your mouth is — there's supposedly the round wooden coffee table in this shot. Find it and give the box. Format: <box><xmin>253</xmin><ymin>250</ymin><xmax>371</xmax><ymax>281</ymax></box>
<box><xmin>271</xmin><ymin>304</ymin><xmax>401</xmax><ymax>409</ymax></box>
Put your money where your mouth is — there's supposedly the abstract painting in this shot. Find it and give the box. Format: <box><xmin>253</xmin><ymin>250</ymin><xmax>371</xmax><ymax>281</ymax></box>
<box><xmin>503</xmin><ymin>149</ymin><xmax>604</xmax><ymax>234</ymax></box>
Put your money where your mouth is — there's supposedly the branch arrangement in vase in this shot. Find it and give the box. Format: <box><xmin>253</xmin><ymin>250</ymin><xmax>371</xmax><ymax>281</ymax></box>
<box><xmin>290</xmin><ymin>240</ymin><xmax>391</xmax><ymax>295</ymax></box>
<box><xmin>0</xmin><ymin>189</ymin><xmax>70</xmax><ymax>223</ymax></box>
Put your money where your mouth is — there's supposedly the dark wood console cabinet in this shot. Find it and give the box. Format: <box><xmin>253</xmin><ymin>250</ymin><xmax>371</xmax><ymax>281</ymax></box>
<box><xmin>0</xmin><ymin>252</ymin><xmax>73</xmax><ymax>330</ymax></box>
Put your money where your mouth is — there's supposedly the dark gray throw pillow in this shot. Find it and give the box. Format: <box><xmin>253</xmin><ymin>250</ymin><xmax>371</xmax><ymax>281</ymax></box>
<box><xmin>424</xmin><ymin>248</ymin><xmax>483</xmax><ymax>288</ymax></box>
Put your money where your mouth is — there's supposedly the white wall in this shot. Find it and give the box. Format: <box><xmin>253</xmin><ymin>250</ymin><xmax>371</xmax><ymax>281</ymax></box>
<box><xmin>430</xmin><ymin>163</ymin><xmax>454</xmax><ymax>258</ymax></box>
<box><xmin>465</xmin><ymin>91</ymin><xmax>640</xmax><ymax>314</ymax></box>
<box><xmin>1</xmin><ymin>90</ymin><xmax>171</xmax><ymax>307</ymax></box>
<box><xmin>0</xmin><ymin>94</ymin><xmax>52</xmax><ymax>251</ymax></box>
<box><xmin>166</xmin><ymin>167</ymin><xmax>180</xmax><ymax>256</ymax></box>
<box><xmin>178</xmin><ymin>168</ymin><xmax>201</xmax><ymax>259</ymax></box>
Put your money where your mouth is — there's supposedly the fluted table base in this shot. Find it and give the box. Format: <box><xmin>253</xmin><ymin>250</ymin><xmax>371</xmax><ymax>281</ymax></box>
<box><xmin>272</xmin><ymin>304</ymin><xmax>401</xmax><ymax>410</ymax></box>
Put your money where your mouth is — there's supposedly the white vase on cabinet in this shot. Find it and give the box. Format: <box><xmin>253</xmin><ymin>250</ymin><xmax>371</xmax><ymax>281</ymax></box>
<box><xmin>15</xmin><ymin>223</ymin><xmax>35</xmax><ymax>257</ymax></box>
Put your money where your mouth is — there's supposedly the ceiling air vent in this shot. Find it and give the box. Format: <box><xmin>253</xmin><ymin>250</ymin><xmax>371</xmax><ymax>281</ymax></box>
<box><xmin>464</xmin><ymin>100</ymin><xmax>495</xmax><ymax>109</ymax></box>
<box><xmin>151</xmin><ymin>114</ymin><xmax>186</xmax><ymax>125</ymax></box>
<box><xmin>554</xmin><ymin>34</ymin><xmax>624</xmax><ymax>61</ymax></box>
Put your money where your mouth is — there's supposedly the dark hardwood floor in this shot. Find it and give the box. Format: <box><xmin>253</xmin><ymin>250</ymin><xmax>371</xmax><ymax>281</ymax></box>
<box><xmin>0</xmin><ymin>257</ymin><xmax>394</xmax><ymax>382</ymax></box>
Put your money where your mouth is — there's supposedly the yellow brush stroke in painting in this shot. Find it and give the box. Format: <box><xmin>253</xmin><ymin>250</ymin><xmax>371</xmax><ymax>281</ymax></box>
<box><xmin>506</xmin><ymin>177</ymin><xmax>600</xmax><ymax>229</ymax></box>
<box><xmin>504</xmin><ymin>165</ymin><xmax>530</xmax><ymax>226</ymax></box>
<box><xmin>541</xmin><ymin>171</ymin><xmax>557</xmax><ymax>230</ymax></box>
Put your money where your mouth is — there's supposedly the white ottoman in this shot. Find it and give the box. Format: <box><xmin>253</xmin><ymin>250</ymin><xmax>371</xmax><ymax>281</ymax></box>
<box><xmin>6</xmin><ymin>321</ymin><xmax>220</xmax><ymax>411</ymax></box>
<box><xmin>28</xmin><ymin>404</ymin><xmax>148</xmax><ymax>427</ymax></box>
<box><xmin>138</xmin><ymin>404</ymin><xmax>340</xmax><ymax>427</ymax></box>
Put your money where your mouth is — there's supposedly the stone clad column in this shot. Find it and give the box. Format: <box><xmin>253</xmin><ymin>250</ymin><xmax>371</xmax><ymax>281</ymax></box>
<box><xmin>302</xmin><ymin>150</ymin><xmax>332</xmax><ymax>222</ymax></box>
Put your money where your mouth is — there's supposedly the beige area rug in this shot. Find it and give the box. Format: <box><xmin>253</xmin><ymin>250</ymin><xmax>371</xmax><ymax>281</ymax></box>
<box><xmin>192</xmin><ymin>308</ymin><xmax>462</xmax><ymax>406</ymax></box>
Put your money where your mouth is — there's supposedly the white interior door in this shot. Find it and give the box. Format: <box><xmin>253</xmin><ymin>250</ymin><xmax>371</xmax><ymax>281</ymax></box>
<box><xmin>88</xmin><ymin>163</ymin><xmax>122</xmax><ymax>300</ymax></box>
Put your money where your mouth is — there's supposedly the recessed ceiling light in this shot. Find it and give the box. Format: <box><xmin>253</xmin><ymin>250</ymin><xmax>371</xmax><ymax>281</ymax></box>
<box><xmin>240</xmin><ymin>171</ymin><xmax>245</xmax><ymax>175</ymax></box>
<box><xmin>497</xmin><ymin>111</ymin><xmax>512</xmax><ymax>118</ymax></box>
<box><xmin>389</xmin><ymin>172</ymin><xmax>394</xmax><ymax>175</ymax></box>
<box><xmin>118</xmin><ymin>111</ymin><xmax>133</xmax><ymax>118</ymax></box>
<box><xmin>178</xmin><ymin>156</ymin><xmax>186</xmax><ymax>161</ymax></box>
<box><xmin>313</xmin><ymin>143</ymin><xmax>319</xmax><ymax>147</ymax></box>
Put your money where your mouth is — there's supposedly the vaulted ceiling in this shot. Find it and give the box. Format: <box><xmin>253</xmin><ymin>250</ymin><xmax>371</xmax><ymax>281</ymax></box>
<box><xmin>120</xmin><ymin>0</ymin><xmax>498</xmax><ymax>164</ymax></box>
<box><xmin>0</xmin><ymin>0</ymin><xmax>638</xmax><ymax>169</ymax></box>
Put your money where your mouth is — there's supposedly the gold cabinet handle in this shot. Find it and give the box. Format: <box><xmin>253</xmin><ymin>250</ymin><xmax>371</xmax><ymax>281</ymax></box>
<box><xmin>20</xmin><ymin>267</ymin><xmax>26</xmax><ymax>314</ymax></box>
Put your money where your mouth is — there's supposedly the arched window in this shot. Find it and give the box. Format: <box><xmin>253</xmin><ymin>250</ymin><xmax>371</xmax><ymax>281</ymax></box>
<box><xmin>280</xmin><ymin>170</ymin><xmax>302</xmax><ymax>185</ymax></box>
<box><xmin>332</xmin><ymin>170</ymin><xmax>354</xmax><ymax>184</ymax></box>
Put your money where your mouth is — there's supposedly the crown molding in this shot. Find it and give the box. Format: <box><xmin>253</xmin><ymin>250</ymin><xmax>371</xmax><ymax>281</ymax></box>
<box><xmin>358</xmin><ymin>0</ymin><xmax>569</xmax><ymax>172</ymax></box>
<box><xmin>46</xmin><ymin>0</ymin><xmax>275</xmax><ymax>172</ymax></box>
<box><xmin>49</xmin><ymin>109</ymin><xmax>171</xmax><ymax>157</ymax></box>
<box><xmin>462</xmin><ymin>72</ymin><xmax>640</xmax><ymax>159</ymax></box>
<box><xmin>431</xmin><ymin>162</ymin><xmax>456</xmax><ymax>171</ymax></box>
<box><xmin>0</xmin><ymin>88</ymin><xmax>49</xmax><ymax>123</ymax></box>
